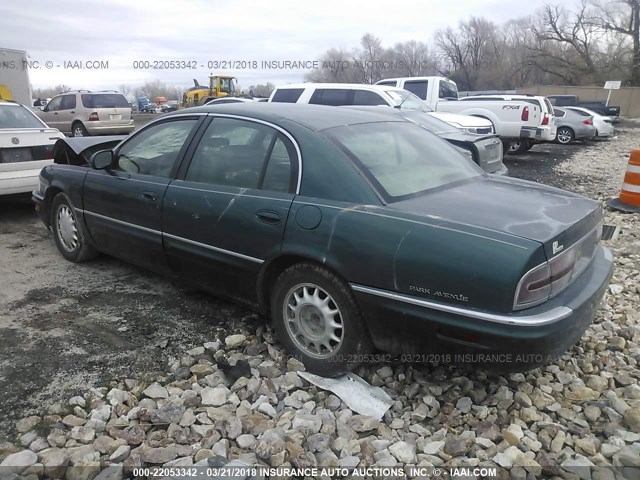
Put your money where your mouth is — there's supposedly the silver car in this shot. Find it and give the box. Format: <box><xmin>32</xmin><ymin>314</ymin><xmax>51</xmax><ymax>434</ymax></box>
<box><xmin>553</xmin><ymin>108</ymin><xmax>596</xmax><ymax>144</ymax></box>
<box><xmin>37</xmin><ymin>90</ymin><xmax>134</xmax><ymax>137</ymax></box>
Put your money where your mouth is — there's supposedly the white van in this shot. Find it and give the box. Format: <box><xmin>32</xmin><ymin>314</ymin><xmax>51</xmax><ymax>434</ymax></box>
<box><xmin>268</xmin><ymin>83</ymin><xmax>494</xmax><ymax>134</ymax></box>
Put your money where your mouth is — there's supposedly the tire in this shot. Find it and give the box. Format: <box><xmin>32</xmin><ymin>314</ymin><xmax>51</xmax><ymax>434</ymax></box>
<box><xmin>555</xmin><ymin>127</ymin><xmax>574</xmax><ymax>144</ymax></box>
<box><xmin>507</xmin><ymin>140</ymin><xmax>532</xmax><ymax>155</ymax></box>
<box><xmin>72</xmin><ymin>122</ymin><xmax>89</xmax><ymax>137</ymax></box>
<box><xmin>271</xmin><ymin>263</ymin><xmax>373</xmax><ymax>377</ymax></box>
<box><xmin>50</xmin><ymin>193</ymin><xmax>97</xmax><ymax>263</ymax></box>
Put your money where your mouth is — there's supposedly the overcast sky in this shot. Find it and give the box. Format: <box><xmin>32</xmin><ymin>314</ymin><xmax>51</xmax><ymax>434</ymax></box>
<box><xmin>2</xmin><ymin>0</ymin><xmax>558</xmax><ymax>93</ymax></box>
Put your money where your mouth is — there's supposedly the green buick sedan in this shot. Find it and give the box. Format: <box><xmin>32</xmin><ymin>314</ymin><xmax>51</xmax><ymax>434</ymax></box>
<box><xmin>33</xmin><ymin>103</ymin><xmax>613</xmax><ymax>376</ymax></box>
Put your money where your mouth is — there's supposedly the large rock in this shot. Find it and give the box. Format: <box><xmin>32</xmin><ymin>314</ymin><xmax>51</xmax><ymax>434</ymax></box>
<box><xmin>389</xmin><ymin>441</ymin><xmax>416</xmax><ymax>464</ymax></box>
<box><xmin>142</xmin><ymin>383</ymin><xmax>169</xmax><ymax>399</ymax></box>
<box><xmin>201</xmin><ymin>386</ymin><xmax>230</xmax><ymax>407</ymax></box>
<box><xmin>255</xmin><ymin>430</ymin><xmax>285</xmax><ymax>460</ymax></box>
<box><xmin>623</xmin><ymin>407</ymin><xmax>640</xmax><ymax>433</ymax></box>
<box><xmin>41</xmin><ymin>448</ymin><xmax>69</xmax><ymax>478</ymax></box>
<box><xmin>138</xmin><ymin>446</ymin><xmax>177</xmax><ymax>464</ymax></box>
<box><xmin>71</xmin><ymin>426</ymin><xmax>96</xmax><ymax>444</ymax></box>
<box><xmin>225</xmin><ymin>334</ymin><xmax>246</xmax><ymax>349</ymax></box>
<box><xmin>0</xmin><ymin>449</ymin><xmax>38</xmax><ymax>474</ymax></box>
<box><xmin>16</xmin><ymin>416</ymin><xmax>41</xmax><ymax>433</ymax></box>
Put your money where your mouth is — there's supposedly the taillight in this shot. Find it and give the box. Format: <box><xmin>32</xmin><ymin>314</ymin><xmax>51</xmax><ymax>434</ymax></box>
<box><xmin>521</xmin><ymin>106</ymin><xmax>529</xmax><ymax>121</ymax></box>
<box><xmin>44</xmin><ymin>145</ymin><xmax>54</xmax><ymax>159</ymax></box>
<box><xmin>89</xmin><ymin>112</ymin><xmax>99</xmax><ymax>121</ymax></box>
<box><xmin>541</xmin><ymin>114</ymin><xmax>549</xmax><ymax>125</ymax></box>
<box><xmin>514</xmin><ymin>262</ymin><xmax>551</xmax><ymax>309</ymax></box>
<box><xmin>583</xmin><ymin>118</ymin><xmax>592</xmax><ymax>125</ymax></box>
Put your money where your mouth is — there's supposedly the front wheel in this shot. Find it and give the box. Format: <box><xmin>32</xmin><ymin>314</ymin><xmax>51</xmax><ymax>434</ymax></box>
<box><xmin>271</xmin><ymin>263</ymin><xmax>373</xmax><ymax>377</ymax></box>
<box><xmin>50</xmin><ymin>193</ymin><xmax>97</xmax><ymax>263</ymax></box>
<box><xmin>555</xmin><ymin>127</ymin><xmax>574</xmax><ymax>144</ymax></box>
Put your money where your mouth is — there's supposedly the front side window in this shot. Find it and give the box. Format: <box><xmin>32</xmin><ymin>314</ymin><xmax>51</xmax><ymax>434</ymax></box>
<box><xmin>185</xmin><ymin>118</ymin><xmax>294</xmax><ymax>191</ymax></box>
<box><xmin>438</xmin><ymin>80</ymin><xmax>459</xmax><ymax>100</ymax></box>
<box><xmin>310</xmin><ymin>89</ymin><xmax>351</xmax><ymax>106</ymax></box>
<box><xmin>45</xmin><ymin>96</ymin><xmax>62</xmax><ymax>112</ymax></box>
<box><xmin>327</xmin><ymin>121</ymin><xmax>480</xmax><ymax>200</ymax></box>
<box><xmin>116</xmin><ymin>119</ymin><xmax>197</xmax><ymax>177</ymax></box>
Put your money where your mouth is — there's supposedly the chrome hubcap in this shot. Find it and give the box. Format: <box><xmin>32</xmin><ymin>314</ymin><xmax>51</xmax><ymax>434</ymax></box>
<box><xmin>557</xmin><ymin>130</ymin><xmax>571</xmax><ymax>143</ymax></box>
<box><xmin>57</xmin><ymin>205</ymin><xmax>78</xmax><ymax>252</ymax></box>
<box><xmin>509</xmin><ymin>142</ymin><xmax>520</xmax><ymax>152</ymax></box>
<box><xmin>74</xmin><ymin>127</ymin><xmax>84</xmax><ymax>137</ymax></box>
<box><xmin>283</xmin><ymin>283</ymin><xmax>343</xmax><ymax>358</ymax></box>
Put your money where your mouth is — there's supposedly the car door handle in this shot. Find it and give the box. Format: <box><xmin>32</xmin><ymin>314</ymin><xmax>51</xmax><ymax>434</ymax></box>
<box><xmin>141</xmin><ymin>191</ymin><xmax>158</xmax><ymax>201</ymax></box>
<box><xmin>70</xmin><ymin>111</ymin><xmax>75</xmax><ymax>114</ymax></box>
<box><xmin>53</xmin><ymin>112</ymin><xmax>58</xmax><ymax>115</ymax></box>
<box><xmin>255</xmin><ymin>210</ymin><xmax>281</xmax><ymax>225</ymax></box>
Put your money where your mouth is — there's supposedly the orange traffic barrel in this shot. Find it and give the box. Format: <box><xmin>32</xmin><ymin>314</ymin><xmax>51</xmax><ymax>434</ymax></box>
<box><xmin>607</xmin><ymin>150</ymin><xmax>640</xmax><ymax>213</ymax></box>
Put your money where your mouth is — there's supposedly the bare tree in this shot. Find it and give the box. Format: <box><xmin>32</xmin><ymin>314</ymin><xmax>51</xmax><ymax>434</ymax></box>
<box><xmin>392</xmin><ymin>40</ymin><xmax>436</xmax><ymax>76</ymax></box>
<box><xmin>591</xmin><ymin>0</ymin><xmax>640</xmax><ymax>84</ymax></box>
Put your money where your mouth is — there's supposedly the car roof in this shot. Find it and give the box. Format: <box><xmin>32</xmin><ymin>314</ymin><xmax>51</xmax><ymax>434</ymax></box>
<box><xmin>272</xmin><ymin>83</ymin><xmax>405</xmax><ymax>93</ymax></box>
<box><xmin>167</xmin><ymin>102</ymin><xmax>405</xmax><ymax>132</ymax></box>
<box><xmin>0</xmin><ymin>101</ymin><xmax>21</xmax><ymax>107</ymax></box>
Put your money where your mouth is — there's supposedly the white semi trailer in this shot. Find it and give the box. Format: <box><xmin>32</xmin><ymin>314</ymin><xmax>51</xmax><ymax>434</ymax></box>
<box><xmin>0</xmin><ymin>48</ymin><xmax>32</xmax><ymax>106</ymax></box>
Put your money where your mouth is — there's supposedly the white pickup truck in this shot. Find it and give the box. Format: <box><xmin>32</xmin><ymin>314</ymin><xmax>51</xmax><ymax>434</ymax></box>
<box><xmin>375</xmin><ymin>77</ymin><xmax>542</xmax><ymax>145</ymax></box>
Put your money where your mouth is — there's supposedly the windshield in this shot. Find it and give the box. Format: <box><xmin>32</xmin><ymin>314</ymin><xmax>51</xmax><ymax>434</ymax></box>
<box><xmin>0</xmin><ymin>105</ymin><xmax>45</xmax><ymax>129</ymax></box>
<box><xmin>81</xmin><ymin>94</ymin><xmax>129</xmax><ymax>108</ymax></box>
<box><xmin>385</xmin><ymin>90</ymin><xmax>432</xmax><ymax>112</ymax></box>
<box><xmin>327</xmin><ymin>121</ymin><xmax>481</xmax><ymax>200</ymax></box>
<box><xmin>396</xmin><ymin>111</ymin><xmax>459</xmax><ymax>135</ymax></box>
<box><xmin>438</xmin><ymin>80</ymin><xmax>459</xmax><ymax>100</ymax></box>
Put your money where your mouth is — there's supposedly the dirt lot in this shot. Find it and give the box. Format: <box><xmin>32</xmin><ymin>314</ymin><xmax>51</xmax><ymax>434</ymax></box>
<box><xmin>0</xmin><ymin>124</ymin><xmax>638</xmax><ymax>445</ymax></box>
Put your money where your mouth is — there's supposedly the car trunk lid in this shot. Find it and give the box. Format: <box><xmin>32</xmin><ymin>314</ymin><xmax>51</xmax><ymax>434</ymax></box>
<box><xmin>0</xmin><ymin>128</ymin><xmax>62</xmax><ymax>164</ymax></box>
<box><xmin>389</xmin><ymin>175</ymin><xmax>602</xmax><ymax>260</ymax></box>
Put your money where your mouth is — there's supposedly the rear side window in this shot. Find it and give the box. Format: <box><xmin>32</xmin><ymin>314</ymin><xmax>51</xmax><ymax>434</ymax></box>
<box><xmin>376</xmin><ymin>81</ymin><xmax>396</xmax><ymax>86</ymax></box>
<box><xmin>186</xmin><ymin>117</ymin><xmax>294</xmax><ymax>192</ymax></box>
<box><xmin>60</xmin><ymin>95</ymin><xmax>76</xmax><ymax>110</ymax></box>
<box><xmin>310</xmin><ymin>89</ymin><xmax>351</xmax><ymax>106</ymax></box>
<box><xmin>553</xmin><ymin>109</ymin><xmax>565</xmax><ymax>117</ymax></box>
<box><xmin>271</xmin><ymin>88</ymin><xmax>304</xmax><ymax>103</ymax></box>
<box><xmin>569</xmin><ymin>109</ymin><xmax>590</xmax><ymax>117</ymax></box>
<box><xmin>403</xmin><ymin>80</ymin><xmax>428</xmax><ymax>100</ymax></box>
<box><xmin>81</xmin><ymin>94</ymin><xmax>129</xmax><ymax>108</ymax></box>
<box><xmin>352</xmin><ymin>90</ymin><xmax>387</xmax><ymax>106</ymax></box>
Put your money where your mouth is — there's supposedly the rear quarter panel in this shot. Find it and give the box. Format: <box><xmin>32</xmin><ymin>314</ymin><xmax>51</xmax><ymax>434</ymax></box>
<box><xmin>282</xmin><ymin>201</ymin><xmax>541</xmax><ymax>313</ymax></box>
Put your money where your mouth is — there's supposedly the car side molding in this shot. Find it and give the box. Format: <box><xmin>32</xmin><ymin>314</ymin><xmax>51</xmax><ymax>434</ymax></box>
<box><xmin>349</xmin><ymin>284</ymin><xmax>573</xmax><ymax>326</ymax></box>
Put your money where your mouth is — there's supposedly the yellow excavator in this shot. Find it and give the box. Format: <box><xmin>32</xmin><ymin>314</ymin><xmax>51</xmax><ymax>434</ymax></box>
<box><xmin>181</xmin><ymin>75</ymin><xmax>237</xmax><ymax>108</ymax></box>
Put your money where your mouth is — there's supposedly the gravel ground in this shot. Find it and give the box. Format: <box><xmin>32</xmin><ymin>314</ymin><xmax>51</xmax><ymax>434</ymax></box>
<box><xmin>1</xmin><ymin>125</ymin><xmax>639</xmax><ymax>479</ymax></box>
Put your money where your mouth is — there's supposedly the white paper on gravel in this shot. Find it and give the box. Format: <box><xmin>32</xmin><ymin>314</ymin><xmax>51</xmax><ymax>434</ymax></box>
<box><xmin>298</xmin><ymin>371</ymin><xmax>393</xmax><ymax>420</ymax></box>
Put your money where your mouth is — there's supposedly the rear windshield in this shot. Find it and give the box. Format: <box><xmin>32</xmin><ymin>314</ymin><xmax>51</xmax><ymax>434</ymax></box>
<box><xmin>81</xmin><ymin>94</ymin><xmax>129</xmax><ymax>108</ymax></box>
<box><xmin>0</xmin><ymin>105</ymin><xmax>45</xmax><ymax>129</ymax></box>
<box><xmin>327</xmin><ymin>121</ymin><xmax>480</xmax><ymax>200</ymax></box>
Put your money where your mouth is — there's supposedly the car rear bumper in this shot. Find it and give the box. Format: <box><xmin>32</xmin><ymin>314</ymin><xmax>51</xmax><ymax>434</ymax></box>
<box><xmin>84</xmin><ymin>122</ymin><xmax>135</xmax><ymax>135</ymax></box>
<box><xmin>352</xmin><ymin>245</ymin><xmax>613</xmax><ymax>371</ymax></box>
<box><xmin>575</xmin><ymin>125</ymin><xmax>597</xmax><ymax>139</ymax></box>
<box><xmin>0</xmin><ymin>168</ymin><xmax>42</xmax><ymax>195</ymax></box>
<box><xmin>520</xmin><ymin>125</ymin><xmax>556</xmax><ymax>141</ymax></box>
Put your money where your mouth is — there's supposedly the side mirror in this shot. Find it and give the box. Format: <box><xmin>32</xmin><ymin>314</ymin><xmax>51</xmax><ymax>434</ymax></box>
<box><xmin>89</xmin><ymin>150</ymin><xmax>114</xmax><ymax>170</ymax></box>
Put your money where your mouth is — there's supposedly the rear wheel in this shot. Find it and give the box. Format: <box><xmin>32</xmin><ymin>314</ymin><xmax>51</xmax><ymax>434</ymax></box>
<box><xmin>271</xmin><ymin>263</ymin><xmax>373</xmax><ymax>377</ymax></box>
<box><xmin>72</xmin><ymin>122</ymin><xmax>88</xmax><ymax>137</ymax></box>
<box><xmin>508</xmin><ymin>140</ymin><xmax>533</xmax><ymax>155</ymax></box>
<box><xmin>50</xmin><ymin>193</ymin><xmax>97</xmax><ymax>263</ymax></box>
<box><xmin>555</xmin><ymin>127</ymin><xmax>574</xmax><ymax>144</ymax></box>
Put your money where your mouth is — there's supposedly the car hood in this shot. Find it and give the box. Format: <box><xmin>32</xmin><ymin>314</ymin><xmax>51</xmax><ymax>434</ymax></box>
<box><xmin>53</xmin><ymin>136</ymin><xmax>126</xmax><ymax>165</ymax></box>
<box><xmin>389</xmin><ymin>175</ymin><xmax>601</xmax><ymax>260</ymax></box>
<box><xmin>428</xmin><ymin>111</ymin><xmax>492</xmax><ymax>128</ymax></box>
